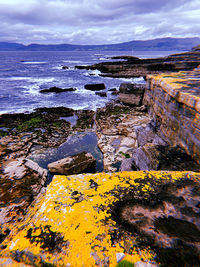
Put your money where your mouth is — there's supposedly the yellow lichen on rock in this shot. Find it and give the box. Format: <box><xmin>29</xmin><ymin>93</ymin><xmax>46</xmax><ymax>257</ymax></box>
<box><xmin>1</xmin><ymin>171</ymin><xmax>200</xmax><ymax>266</ymax></box>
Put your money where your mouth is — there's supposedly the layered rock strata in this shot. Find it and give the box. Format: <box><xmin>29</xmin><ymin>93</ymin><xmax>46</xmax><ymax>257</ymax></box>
<box><xmin>144</xmin><ymin>67</ymin><xmax>200</xmax><ymax>165</ymax></box>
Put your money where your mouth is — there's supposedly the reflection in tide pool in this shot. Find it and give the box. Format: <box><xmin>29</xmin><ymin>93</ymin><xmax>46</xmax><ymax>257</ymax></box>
<box><xmin>30</xmin><ymin>131</ymin><xmax>103</xmax><ymax>183</ymax></box>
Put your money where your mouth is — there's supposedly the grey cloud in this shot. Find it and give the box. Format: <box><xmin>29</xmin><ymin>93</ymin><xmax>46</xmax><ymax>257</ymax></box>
<box><xmin>0</xmin><ymin>0</ymin><xmax>199</xmax><ymax>44</ymax></box>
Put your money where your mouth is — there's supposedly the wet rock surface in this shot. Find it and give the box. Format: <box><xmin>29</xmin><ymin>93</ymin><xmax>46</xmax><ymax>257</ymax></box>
<box><xmin>48</xmin><ymin>151</ymin><xmax>96</xmax><ymax>175</ymax></box>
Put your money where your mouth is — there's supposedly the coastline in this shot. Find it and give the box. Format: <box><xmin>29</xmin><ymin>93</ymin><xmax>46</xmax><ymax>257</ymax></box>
<box><xmin>1</xmin><ymin>48</ymin><xmax>200</xmax><ymax>266</ymax></box>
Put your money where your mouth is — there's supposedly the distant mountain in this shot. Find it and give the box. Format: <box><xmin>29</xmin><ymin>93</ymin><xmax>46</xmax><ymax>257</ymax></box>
<box><xmin>0</xmin><ymin>42</ymin><xmax>25</xmax><ymax>50</ymax></box>
<box><xmin>0</xmin><ymin>37</ymin><xmax>200</xmax><ymax>51</ymax></box>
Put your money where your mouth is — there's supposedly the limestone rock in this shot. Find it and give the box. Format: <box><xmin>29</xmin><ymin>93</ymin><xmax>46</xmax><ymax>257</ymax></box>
<box><xmin>48</xmin><ymin>151</ymin><xmax>96</xmax><ymax>175</ymax></box>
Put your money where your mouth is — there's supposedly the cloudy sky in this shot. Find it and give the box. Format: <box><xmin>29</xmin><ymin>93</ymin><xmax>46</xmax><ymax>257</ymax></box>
<box><xmin>0</xmin><ymin>0</ymin><xmax>200</xmax><ymax>45</ymax></box>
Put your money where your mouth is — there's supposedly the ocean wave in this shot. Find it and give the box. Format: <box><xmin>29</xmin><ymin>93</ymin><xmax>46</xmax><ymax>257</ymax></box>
<box><xmin>62</xmin><ymin>60</ymin><xmax>83</xmax><ymax>64</ymax></box>
<box><xmin>21</xmin><ymin>61</ymin><xmax>47</xmax><ymax>64</ymax></box>
<box><xmin>119</xmin><ymin>77</ymin><xmax>145</xmax><ymax>83</ymax></box>
<box><xmin>83</xmin><ymin>69</ymin><xmax>102</xmax><ymax>77</ymax></box>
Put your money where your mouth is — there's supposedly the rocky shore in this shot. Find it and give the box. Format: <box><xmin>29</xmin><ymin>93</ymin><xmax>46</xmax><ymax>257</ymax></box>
<box><xmin>75</xmin><ymin>46</ymin><xmax>200</xmax><ymax>78</ymax></box>
<box><xmin>0</xmin><ymin>47</ymin><xmax>200</xmax><ymax>266</ymax></box>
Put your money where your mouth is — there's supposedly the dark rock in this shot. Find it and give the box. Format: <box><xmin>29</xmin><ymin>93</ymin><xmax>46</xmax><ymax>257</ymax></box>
<box><xmin>35</xmin><ymin>106</ymin><xmax>74</xmax><ymax>116</ymax></box>
<box><xmin>119</xmin><ymin>83</ymin><xmax>145</xmax><ymax>94</ymax></box>
<box><xmin>111</xmin><ymin>56</ymin><xmax>140</xmax><ymax>61</ymax></box>
<box><xmin>108</xmin><ymin>88</ymin><xmax>117</xmax><ymax>92</ymax></box>
<box><xmin>131</xmin><ymin>144</ymin><xmax>200</xmax><ymax>171</ymax></box>
<box><xmin>48</xmin><ymin>151</ymin><xmax>96</xmax><ymax>175</ymax></box>
<box><xmin>62</xmin><ymin>66</ymin><xmax>69</xmax><ymax>69</ymax></box>
<box><xmin>111</xmin><ymin>173</ymin><xmax>200</xmax><ymax>267</ymax></box>
<box><xmin>40</xmin><ymin>87</ymin><xmax>76</xmax><ymax>93</ymax></box>
<box><xmin>84</xmin><ymin>83</ymin><xmax>106</xmax><ymax>91</ymax></box>
<box><xmin>111</xmin><ymin>91</ymin><xmax>119</xmax><ymax>95</ymax></box>
<box><xmin>95</xmin><ymin>92</ymin><xmax>107</xmax><ymax>97</ymax></box>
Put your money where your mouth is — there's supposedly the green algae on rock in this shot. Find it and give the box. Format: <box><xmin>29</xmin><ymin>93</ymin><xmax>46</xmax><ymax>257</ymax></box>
<box><xmin>1</xmin><ymin>171</ymin><xmax>200</xmax><ymax>266</ymax></box>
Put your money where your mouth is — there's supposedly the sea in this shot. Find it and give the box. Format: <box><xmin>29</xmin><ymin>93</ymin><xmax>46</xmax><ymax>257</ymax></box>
<box><xmin>0</xmin><ymin>50</ymin><xmax>178</xmax><ymax>114</ymax></box>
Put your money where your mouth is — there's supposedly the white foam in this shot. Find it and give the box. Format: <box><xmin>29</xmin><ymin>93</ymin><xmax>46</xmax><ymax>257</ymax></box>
<box><xmin>1</xmin><ymin>77</ymin><xmax>31</xmax><ymax>81</ymax></box>
<box><xmin>21</xmin><ymin>61</ymin><xmax>47</xmax><ymax>64</ymax></box>
<box><xmin>0</xmin><ymin>77</ymin><xmax>55</xmax><ymax>83</ymax></box>
<box><xmin>25</xmin><ymin>85</ymin><xmax>40</xmax><ymax>96</ymax></box>
<box><xmin>83</xmin><ymin>69</ymin><xmax>102</xmax><ymax>77</ymax></box>
<box><xmin>52</xmin><ymin>65</ymin><xmax>74</xmax><ymax>71</ymax></box>
<box><xmin>62</xmin><ymin>60</ymin><xmax>83</xmax><ymax>64</ymax></box>
<box><xmin>99</xmin><ymin>57</ymin><xmax>109</xmax><ymax>61</ymax></box>
<box><xmin>119</xmin><ymin>77</ymin><xmax>145</xmax><ymax>83</ymax></box>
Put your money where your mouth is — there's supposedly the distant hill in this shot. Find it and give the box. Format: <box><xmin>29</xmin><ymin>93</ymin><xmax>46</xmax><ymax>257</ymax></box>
<box><xmin>0</xmin><ymin>37</ymin><xmax>200</xmax><ymax>51</ymax></box>
<box><xmin>0</xmin><ymin>42</ymin><xmax>25</xmax><ymax>50</ymax></box>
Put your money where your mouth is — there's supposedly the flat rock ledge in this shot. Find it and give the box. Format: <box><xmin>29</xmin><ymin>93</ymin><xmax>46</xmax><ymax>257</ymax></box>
<box><xmin>1</xmin><ymin>171</ymin><xmax>200</xmax><ymax>266</ymax></box>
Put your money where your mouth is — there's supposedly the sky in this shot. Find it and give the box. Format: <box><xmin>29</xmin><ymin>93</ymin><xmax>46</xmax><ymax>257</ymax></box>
<box><xmin>0</xmin><ymin>0</ymin><xmax>200</xmax><ymax>45</ymax></box>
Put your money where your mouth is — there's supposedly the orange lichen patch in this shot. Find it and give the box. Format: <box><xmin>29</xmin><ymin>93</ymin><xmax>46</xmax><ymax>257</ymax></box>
<box><xmin>1</xmin><ymin>171</ymin><xmax>199</xmax><ymax>266</ymax></box>
<box><xmin>148</xmin><ymin>68</ymin><xmax>200</xmax><ymax>112</ymax></box>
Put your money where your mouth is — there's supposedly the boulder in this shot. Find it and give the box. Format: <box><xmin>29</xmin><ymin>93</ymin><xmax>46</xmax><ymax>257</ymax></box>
<box><xmin>84</xmin><ymin>83</ymin><xmax>106</xmax><ymax>91</ymax></box>
<box><xmin>48</xmin><ymin>151</ymin><xmax>96</xmax><ymax>175</ymax></box>
<box><xmin>119</xmin><ymin>83</ymin><xmax>145</xmax><ymax>106</ymax></box>
<box><xmin>0</xmin><ymin>158</ymin><xmax>47</xmax><ymax>225</ymax></box>
<box><xmin>119</xmin><ymin>93</ymin><xmax>143</xmax><ymax>106</ymax></box>
<box><xmin>40</xmin><ymin>86</ymin><xmax>76</xmax><ymax>93</ymax></box>
<box><xmin>95</xmin><ymin>92</ymin><xmax>107</xmax><ymax>97</ymax></box>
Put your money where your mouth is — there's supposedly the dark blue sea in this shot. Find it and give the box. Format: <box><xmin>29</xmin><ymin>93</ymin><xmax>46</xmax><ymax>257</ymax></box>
<box><xmin>0</xmin><ymin>50</ymin><xmax>177</xmax><ymax>114</ymax></box>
